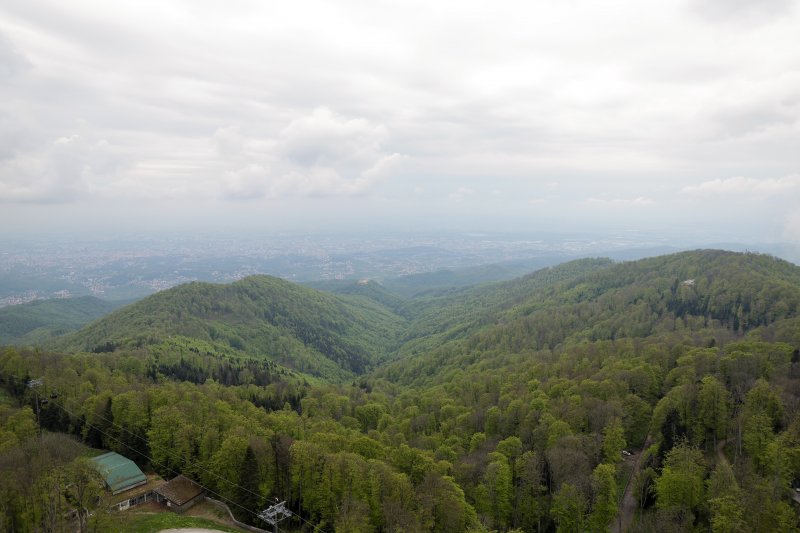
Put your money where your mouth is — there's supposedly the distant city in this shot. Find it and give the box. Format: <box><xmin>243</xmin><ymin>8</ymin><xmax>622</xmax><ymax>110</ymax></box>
<box><xmin>1</xmin><ymin>231</ymin><xmax>797</xmax><ymax>307</ymax></box>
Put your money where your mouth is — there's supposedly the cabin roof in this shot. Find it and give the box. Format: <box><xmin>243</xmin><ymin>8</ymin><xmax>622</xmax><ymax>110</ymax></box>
<box><xmin>90</xmin><ymin>452</ymin><xmax>147</xmax><ymax>494</ymax></box>
<box><xmin>154</xmin><ymin>475</ymin><xmax>204</xmax><ymax>506</ymax></box>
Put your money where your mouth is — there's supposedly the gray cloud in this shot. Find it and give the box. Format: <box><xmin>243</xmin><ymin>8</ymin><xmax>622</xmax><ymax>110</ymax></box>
<box><xmin>0</xmin><ymin>0</ymin><xmax>799</xmax><ymax>242</ymax></box>
<box><xmin>0</xmin><ymin>134</ymin><xmax>126</xmax><ymax>202</ymax></box>
<box><xmin>691</xmin><ymin>0</ymin><xmax>796</xmax><ymax>25</ymax></box>
<box><xmin>214</xmin><ymin>108</ymin><xmax>402</xmax><ymax>200</ymax></box>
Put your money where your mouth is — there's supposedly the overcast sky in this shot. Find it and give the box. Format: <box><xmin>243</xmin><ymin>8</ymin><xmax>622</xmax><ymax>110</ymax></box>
<box><xmin>1</xmin><ymin>0</ymin><xmax>799</xmax><ymax>242</ymax></box>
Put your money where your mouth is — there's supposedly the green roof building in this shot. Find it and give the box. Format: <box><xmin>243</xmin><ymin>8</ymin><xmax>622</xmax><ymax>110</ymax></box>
<box><xmin>90</xmin><ymin>452</ymin><xmax>147</xmax><ymax>495</ymax></box>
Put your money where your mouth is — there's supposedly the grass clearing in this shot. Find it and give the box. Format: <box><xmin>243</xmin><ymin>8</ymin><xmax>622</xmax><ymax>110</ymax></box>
<box><xmin>120</xmin><ymin>512</ymin><xmax>243</xmax><ymax>533</ymax></box>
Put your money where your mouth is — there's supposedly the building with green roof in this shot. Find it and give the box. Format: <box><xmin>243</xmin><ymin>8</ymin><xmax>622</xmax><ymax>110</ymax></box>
<box><xmin>90</xmin><ymin>452</ymin><xmax>147</xmax><ymax>495</ymax></box>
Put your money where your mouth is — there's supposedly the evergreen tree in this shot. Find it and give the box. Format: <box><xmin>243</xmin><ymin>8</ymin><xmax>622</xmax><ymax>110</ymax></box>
<box><xmin>238</xmin><ymin>445</ymin><xmax>262</xmax><ymax>525</ymax></box>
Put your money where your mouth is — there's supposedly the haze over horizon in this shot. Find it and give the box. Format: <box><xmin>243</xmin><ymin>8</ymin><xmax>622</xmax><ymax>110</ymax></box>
<box><xmin>1</xmin><ymin>0</ymin><xmax>799</xmax><ymax>244</ymax></box>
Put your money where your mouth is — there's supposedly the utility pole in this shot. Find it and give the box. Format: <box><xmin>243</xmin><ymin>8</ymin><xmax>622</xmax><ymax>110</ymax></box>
<box><xmin>27</xmin><ymin>378</ymin><xmax>43</xmax><ymax>439</ymax></box>
<box><xmin>258</xmin><ymin>500</ymin><xmax>291</xmax><ymax>533</ymax></box>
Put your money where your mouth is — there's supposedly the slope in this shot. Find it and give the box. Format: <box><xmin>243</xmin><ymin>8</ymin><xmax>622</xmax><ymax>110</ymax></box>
<box><xmin>380</xmin><ymin>250</ymin><xmax>800</xmax><ymax>385</ymax></box>
<box><xmin>0</xmin><ymin>296</ymin><xmax>125</xmax><ymax>346</ymax></box>
<box><xmin>304</xmin><ymin>279</ymin><xmax>408</xmax><ymax>316</ymax></box>
<box><xmin>393</xmin><ymin>257</ymin><xmax>615</xmax><ymax>358</ymax></box>
<box><xmin>380</xmin><ymin>256</ymin><xmax>574</xmax><ymax>298</ymax></box>
<box><xmin>56</xmin><ymin>275</ymin><xmax>406</xmax><ymax>380</ymax></box>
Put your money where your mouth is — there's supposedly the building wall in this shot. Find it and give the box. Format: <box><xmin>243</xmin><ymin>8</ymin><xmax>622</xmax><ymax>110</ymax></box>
<box><xmin>115</xmin><ymin>490</ymin><xmax>164</xmax><ymax>511</ymax></box>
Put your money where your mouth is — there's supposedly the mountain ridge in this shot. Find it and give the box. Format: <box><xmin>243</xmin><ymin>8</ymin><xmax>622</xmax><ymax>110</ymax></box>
<box><xmin>38</xmin><ymin>250</ymin><xmax>800</xmax><ymax>384</ymax></box>
<box><xmin>378</xmin><ymin>249</ymin><xmax>800</xmax><ymax>386</ymax></box>
<box><xmin>54</xmin><ymin>274</ymin><xmax>407</xmax><ymax>380</ymax></box>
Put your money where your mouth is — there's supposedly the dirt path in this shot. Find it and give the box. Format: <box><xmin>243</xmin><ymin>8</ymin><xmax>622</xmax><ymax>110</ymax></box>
<box><xmin>611</xmin><ymin>435</ymin><xmax>652</xmax><ymax>533</ymax></box>
<box><xmin>185</xmin><ymin>500</ymin><xmax>236</xmax><ymax>525</ymax></box>
<box><xmin>158</xmin><ymin>529</ymin><xmax>230</xmax><ymax>533</ymax></box>
<box><xmin>716</xmin><ymin>437</ymin><xmax>729</xmax><ymax>465</ymax></box>
<box><xmin>611</xmin><ymin>437</ymin><xmax>737</xmax><ymax>531</ymax></box>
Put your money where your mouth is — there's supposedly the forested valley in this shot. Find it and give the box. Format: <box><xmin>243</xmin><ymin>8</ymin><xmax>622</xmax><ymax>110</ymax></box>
<box><xmin>2</xmin><ymin>249</ymin><xmax>800</xmax><ymax>532</ymax></box>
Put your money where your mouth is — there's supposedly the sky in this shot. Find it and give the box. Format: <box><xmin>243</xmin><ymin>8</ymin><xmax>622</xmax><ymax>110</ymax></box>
<box><xmin>1</xmin><ymin>0</ymin><xmax>799</xmax><ymax>243</ymax></box>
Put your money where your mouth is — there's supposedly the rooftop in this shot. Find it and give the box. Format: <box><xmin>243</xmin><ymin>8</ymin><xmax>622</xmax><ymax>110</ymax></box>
<box><xmin>109</xmin><ymin>473</ymin><xmax>166</xmax><ymax>505</ymax></box>
<box><xmin>154</xmin><ymin>475</ymin><xmax>204</xmax><ymax>506</ymax></box>
<box><xmin>90</xmin><ymin>452</ymin><xmax>147</xmax><ymax>495</ymax></box>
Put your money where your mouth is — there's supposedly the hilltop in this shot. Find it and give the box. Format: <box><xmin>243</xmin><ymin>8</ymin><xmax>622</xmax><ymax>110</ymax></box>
<box><xmin>379</xmin><ymin>250</ymin><xmax>800</xmax><ymax>385</ymax></box>
<box><xmin>45</xmin><ymin>250</ymin><xmax>800</xmax><ymax>383</ymax></box>
<box><xmin>55</xmin><ymin>275</ymin><xmax>406</xmax><ymax>380</ymax></box>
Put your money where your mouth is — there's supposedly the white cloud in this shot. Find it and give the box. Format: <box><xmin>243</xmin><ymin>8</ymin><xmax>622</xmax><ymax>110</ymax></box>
<box><xmin>0</xmin><ymin>0</ymin><xmax>799</xmax><ymax>241</ymax></box>
<box><xmin>681</xmin><ymin>175</ymin><xmax>800</xmax><ymax>197</ymax></box>
<box><xmin>214</xmin><ymin>108</ymin><xmax>402</xmax><ymax>200</ymax></box>
<box><xmin>584</xmin><ymin>196</ymin><xmax>655</xmax><ymax>207</ymax></box>
<box><xmin>278</xmin><ymin>108</ymin><xmax>386</xmax><ymax>169</ymax></box>
<box><xmin>0</xmin><ymin>133</ymin><xmax>126</xmax><ymax>202</ymax></box>
<box><xmin>221</xmin><ymin>163</ymin><xmax>268</xmax><ymax>200</ymax></box>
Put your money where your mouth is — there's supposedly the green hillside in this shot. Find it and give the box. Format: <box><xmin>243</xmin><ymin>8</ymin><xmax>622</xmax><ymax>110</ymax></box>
<box><xmin>44</xmin><ymin>250</ymin><xmax>800</xmax><ymax>383</ymax></box>
<box><xmin>380</xmin><ymin>256</ymin><xmax>569</xmax><ymax>298</ymax></box>
<box><xmin>55</xmin><ymin>275</ymin><xmax>406</xmax><ymax>380</ymax></box>
<box><xmin>392</xmin><ymin>257</ymin><xmax>615</xmax><ymax>358</ymax></box>
<box><xmin>381</xmin><ymin>250</ymin><xmax>800</xmax><ymax>385</ymax></box>
<box><xmin>4</xmin><ymin>250</ymin><xmax>800</xmax><ymax>532</ymax></box>
<box><xmin>0</xmin><ymin>296</ymin><xmax>124</xmax><ymax>346</ymax></box>
<box><xmin>484</xmin><ymin>248</ymin><xmax>800</xmax><ymax>345</ymax></box>
<box><xmin>304</xmin><ymin>278</ymin><xmax>408</xmax><ymax>316</ymax></box>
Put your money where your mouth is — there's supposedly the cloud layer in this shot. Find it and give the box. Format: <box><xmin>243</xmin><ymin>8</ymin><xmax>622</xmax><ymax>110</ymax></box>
<box><xmin>682</xmin><ymin>175</ymin><xmax>800</xmax><ymax>197</ymax></box>
<box><xmin>214</xmin><ymin>108</ymin><xmax>401</xmax><ymax>200</ymax></box>
<box><xmin>1</xmin><ymin>0</ymin><xmax>799</xmax><ymax>240</ymax></box>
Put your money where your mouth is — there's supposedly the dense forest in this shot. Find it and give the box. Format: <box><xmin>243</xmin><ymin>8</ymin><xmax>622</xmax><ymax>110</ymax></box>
<box><xmin>2</xmin><ymin>250</ymin><xmax>800</xmax><ymax>532</ymax></box>
<box><xmin>0</xmin><ymin>296</ymin><xmax>126</xmax><ymax>347</ymax></box>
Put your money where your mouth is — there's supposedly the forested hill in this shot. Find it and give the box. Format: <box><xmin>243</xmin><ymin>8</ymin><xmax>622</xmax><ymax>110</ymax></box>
<box><xmin>4</xmin><ymin>249</ymin><xmax>800</xmax><ymax>532</ymax></box>
<box><xmin>54</xmin><ymin>275</ymin><xmax>406</xmax><ymax>379</ymax></box>
<box><xmin>303</xmin><ymin>278</ymin><xmax>408</xmax><ymax>316</ymax></box>
<box><xmin>380</xmin><ymin>249</ymin><xmax>800</xmax><ymax>385</ymax></box>
<box><xmin>46</xmin><ymin>250</ymin><xmax>800</xmax><ymax>382</ymax></box>
<box><xmin>392</xmin><ymin>257</ymin><xmax>615</xmax><ymax>359</ymax></box>
<box><xmin>0</xmin><ymin>296</ymin><xmax>125</xmax><ymax>346</ymax></box>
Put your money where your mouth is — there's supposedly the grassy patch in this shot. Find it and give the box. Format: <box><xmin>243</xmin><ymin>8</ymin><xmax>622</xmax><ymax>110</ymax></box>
<box><xmin>0</xmin><ymin>388</ymin><xmax>12</xmax><ymax>405</ymax></box>
<box><xmin>120</xmin><ymin>512</ymin><xmax>243</xmax><ymax>533</ymax></box>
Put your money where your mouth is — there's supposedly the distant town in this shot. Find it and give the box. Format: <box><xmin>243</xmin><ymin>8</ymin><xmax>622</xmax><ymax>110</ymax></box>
<box><xmin>1</xmin><ymin>231</ymin><xmax>796</xmax><ymax>307</ymax></box>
